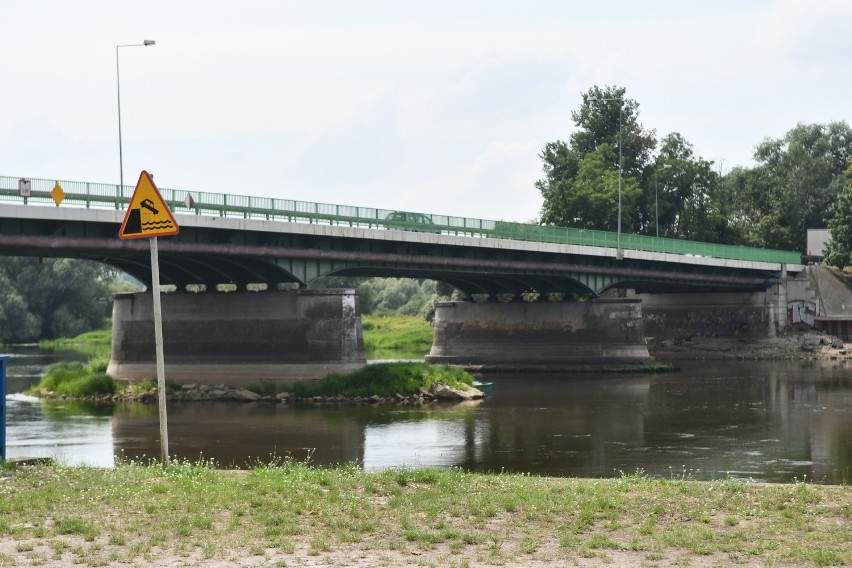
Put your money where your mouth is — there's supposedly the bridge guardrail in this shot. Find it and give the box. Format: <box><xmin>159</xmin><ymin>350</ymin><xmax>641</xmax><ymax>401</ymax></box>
<box><xmin>0</xmin><ymin>175</ymin><xmax>802</xmax><ymax>265</ymax></box>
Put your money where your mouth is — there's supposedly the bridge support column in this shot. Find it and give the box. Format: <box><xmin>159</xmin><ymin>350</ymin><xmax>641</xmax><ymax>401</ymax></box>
<box><xmin>634</xmin><ymin>291</ymin><xmax>773</xmax><ymax>340</ymax></box>
<box><xmin>107</xmin><ymin>289</ymin><xmax>366</xmax><ymax>386</ymax></box>
<box><xmin>426</xmin><ymin>299</ymin><xmax>652</xmax><ymax>368</ymax></box>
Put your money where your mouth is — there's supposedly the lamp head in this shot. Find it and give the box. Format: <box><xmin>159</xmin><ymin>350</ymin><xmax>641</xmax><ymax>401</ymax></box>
<box><xmin>143</xmin><ymin>40</ymin><xmax>156</xmax><ymax>46</ymax></box>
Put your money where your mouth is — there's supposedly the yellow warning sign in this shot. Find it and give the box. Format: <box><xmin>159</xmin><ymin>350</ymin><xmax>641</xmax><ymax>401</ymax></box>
<box><xmin>119</xmin><ymin>171</ymin><xmax>180</xmax><ymax>240</ymax></box>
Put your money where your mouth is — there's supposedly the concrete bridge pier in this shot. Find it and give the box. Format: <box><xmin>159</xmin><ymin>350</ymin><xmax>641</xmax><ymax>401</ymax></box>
<box><xmin>426</xmin><ymin>299</ymin><xmax>652</xmax><ymax>368</ymax></box>
<box><xmin>107</xmin><ymin>289</ymin><xmax>366</xmax><ymax>386</ymax></box>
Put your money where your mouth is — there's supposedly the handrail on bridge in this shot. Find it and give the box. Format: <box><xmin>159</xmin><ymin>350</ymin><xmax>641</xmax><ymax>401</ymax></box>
<box><xmin>0</xmin><ymin>175</ymin><xmax>803</xmax><ymax>265</ymax></box>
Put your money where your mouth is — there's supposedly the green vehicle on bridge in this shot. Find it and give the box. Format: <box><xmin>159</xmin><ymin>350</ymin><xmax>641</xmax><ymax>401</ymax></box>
<box><xmin>384</xmin><ymin>211</ymin><xmax>440</xmax><ymax>233</ymax></box>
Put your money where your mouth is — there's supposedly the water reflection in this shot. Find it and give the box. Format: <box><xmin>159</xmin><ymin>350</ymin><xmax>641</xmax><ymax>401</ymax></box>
<box><xmin>5</xmin><ymin>396</ymin><xmax>115</xmax><ymax>467</ymax></box>
<box><xmin>4</xmin><ymin>359</ymin><xmax>852</xmax><ymax>483</ymax></box>
<box><xmin>363</xmin><ymin>402</ymin><xmax>487</xmax><ymax>470</ymax></box>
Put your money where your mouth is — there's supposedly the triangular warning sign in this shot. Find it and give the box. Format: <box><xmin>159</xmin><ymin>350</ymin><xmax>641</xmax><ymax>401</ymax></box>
<box><xmin>119</xmin><ymin>171</ymin><xmax>180</xmax><ymax>239</ymax></box>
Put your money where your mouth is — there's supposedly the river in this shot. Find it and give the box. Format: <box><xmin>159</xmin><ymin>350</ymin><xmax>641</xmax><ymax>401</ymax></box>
<box><xmin>3</xmin><ymin>349</ymin><xmax>851</xmax><ymax>483</ymax></box>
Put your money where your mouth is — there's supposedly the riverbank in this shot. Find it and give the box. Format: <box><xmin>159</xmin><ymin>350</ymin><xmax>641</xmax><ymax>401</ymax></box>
<box><xmin>0</xmin><ymin>462</ymin><xmax>848</xmax><ymax>568</ymax></box>
<box><xmin>650</xmin><ymin>330</ymin><xmax>852</xmax><ymax>362</ymax></box>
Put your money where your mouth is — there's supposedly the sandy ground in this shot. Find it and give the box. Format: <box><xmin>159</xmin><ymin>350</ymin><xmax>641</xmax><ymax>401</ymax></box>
<box><xmin>0</xmin><ymin>535</ymin><xmax>823</xmax><ymax>568</ymax></box>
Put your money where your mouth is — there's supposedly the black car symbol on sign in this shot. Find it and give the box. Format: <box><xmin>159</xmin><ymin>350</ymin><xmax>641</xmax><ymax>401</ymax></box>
<box><xmin>140</xmin><ymin>198</ymin><xmax>159</xmax><ymax>215</ymax></box>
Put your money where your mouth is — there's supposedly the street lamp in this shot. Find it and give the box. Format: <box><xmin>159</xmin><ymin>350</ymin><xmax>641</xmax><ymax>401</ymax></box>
<box><xmin>588</xmin><ymin>95</ymin><xmax>624</xmax><ymax>259</ymax></box>
<box><xmin>116</xmin><ymin>40</ymin><xmax>156</xmax><ymax>193</ymax></box>
<box><xmin>654</xmin><ymin>163</ymin><xmax>672</xmax><ymax>238</ymax></box>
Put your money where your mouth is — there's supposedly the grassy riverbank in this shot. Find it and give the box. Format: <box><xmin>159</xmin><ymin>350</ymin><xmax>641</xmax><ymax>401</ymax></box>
<box><xmin>0</xmin><ymin>462</ymin><xmax>848</xmax><ymax>568</ymax></box>
<box><xmin>38</xmin><ymin>329</ymin><xmax>112</xmax><ymax>358</ymax></box>
<box><xmin>362</xmin><ymin>314</ymin><xmax>433</xmax><ymax>359</ymax></box>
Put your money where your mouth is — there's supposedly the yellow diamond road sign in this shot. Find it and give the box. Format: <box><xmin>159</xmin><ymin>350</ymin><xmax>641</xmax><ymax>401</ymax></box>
<box><xmin>119</xmin><ymin>171</ymin><xmax>180</xmax><ymax>239</ymax></box>
<box><xmin>51</xmin><ymin>182</ymin><xmax>66</xmax><ymax>206</ymax></box>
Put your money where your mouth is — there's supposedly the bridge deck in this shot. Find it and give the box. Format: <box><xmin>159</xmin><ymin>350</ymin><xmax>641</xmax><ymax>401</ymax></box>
<box><xmin>1</xmin><ymin>175</ymin><xmax>802</xmax><ymax>266</ymax></box>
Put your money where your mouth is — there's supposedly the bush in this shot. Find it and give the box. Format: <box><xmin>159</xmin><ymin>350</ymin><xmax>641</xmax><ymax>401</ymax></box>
<box><xmin>28</xmin><ymin>359</ymin><xmax>117</xmax><ymax>397</ymax></box>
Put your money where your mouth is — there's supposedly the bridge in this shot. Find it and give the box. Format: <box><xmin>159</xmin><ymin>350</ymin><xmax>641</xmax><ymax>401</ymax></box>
<box><xmin>0</xmin><ymin>175</ymin><xmax>805</xmax><ymax>382</ymax></box>
<box><xmin>0</xmin><ymin>175</ymin><xmax>802</xmax><ymax>297</ymax></box>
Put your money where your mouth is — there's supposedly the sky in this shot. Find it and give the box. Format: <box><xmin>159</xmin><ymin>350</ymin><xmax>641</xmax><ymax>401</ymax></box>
<box><xmin>1</xmin><ymin>0</ymin><xmax>850</xmax><ymax>223</ymax></box>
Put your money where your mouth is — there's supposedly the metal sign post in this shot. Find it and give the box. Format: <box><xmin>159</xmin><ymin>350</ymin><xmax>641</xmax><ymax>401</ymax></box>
<box><xmin>150</xmin><ymin>237</ymin><xmax>169</xmax><ymax>467</ymax></box>
<box><xmin>1</xmin><ymin>355</ymin><xmax>8</xmax><ymax>462</ymax></box>
<box><xmin>119</xmin><ymin>171</ymin><xmax>179</xmax><ymax>468</ymax></box>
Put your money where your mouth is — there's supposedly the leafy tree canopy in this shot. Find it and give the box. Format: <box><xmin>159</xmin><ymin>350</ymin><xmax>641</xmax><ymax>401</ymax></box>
<box><xmin>0</xmin><ymin>258</ymin><xmax>118</xmax><ymax>343</ymax></box>
<box><xmin>537</xmin><ymin>85</ymin><xmax>728</xmax><ymax>241</ymax></box>
<box><xmin>537</xmin><ymin>86</ymin><xmax>852</xmax><ymax>253</ymax></box>
<box><xmin>823</xmin><ymin>164</ymin><xmax>852</xmax><ymax>267</ymax></box>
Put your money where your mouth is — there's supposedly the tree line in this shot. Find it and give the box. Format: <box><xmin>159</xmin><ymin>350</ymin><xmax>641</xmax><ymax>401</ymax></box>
<box><xmin>536</xmin><ymin>85</ymin><xmax>852</xmax><ymax>257</ymax></box>
<box><xmin>0</xmin><ymin>258</ymin><xmax>135</xmax><ymax>344</ymax></box>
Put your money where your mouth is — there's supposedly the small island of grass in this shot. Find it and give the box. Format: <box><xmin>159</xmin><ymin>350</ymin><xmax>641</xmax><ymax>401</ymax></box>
<box><xmin>27</xmin><ymin>358</ymin><xmax>481</xmax><ymax>404</ymax></box>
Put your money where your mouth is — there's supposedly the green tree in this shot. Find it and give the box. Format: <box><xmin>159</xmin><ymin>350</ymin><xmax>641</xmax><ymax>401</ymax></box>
<box><xmin>538</xmin><ymin>86</ymin><xmax>655</xmax><ymax>232</ymax></box>
<box><xmin>653</xmin><ymin>133</ymin><xmax>733</xmax><ymax>242</ymax></box>
<box><xmin>823</xmin><ymin>164</ymin><xmax>852</xmax><ymax>267</ymax></box>
<box><xmin>540</xmin><ymin>144</ymin><xmax>642</xmax><ymax>231</ymax></box>
<box><xmin>539</xmin><ymin>86</ymin><xmax>725</xmax><ymax>237</ymax></box>
<box><xmin>0</xmin><ymin>258</ymin><xmax>116</xmax><ymax>342</ymax></box>
<box><xmin>734</xmin><ymin>122</ymin><xmax>852</xmax><ymax>251</ymax></box>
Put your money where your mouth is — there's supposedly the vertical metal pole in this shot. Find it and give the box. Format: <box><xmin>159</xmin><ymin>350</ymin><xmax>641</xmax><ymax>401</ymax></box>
<box><xmin>1</xmin><ymin>355</ymin><xmax>7</xmax><ymax>462</ymax></box>
<box><xmin>116</xmin><ymin>46</ymin><xmax>125</xmax><ymax>195</ymax></box>
<box><xmin>616</xmin><ymin>102</ymin><xmax>623</xmax><ymax>259</ymax></box>
<box><xmin>655</xmin><ymin>173</ymin><xmax>659</xmax><ymax>238</ymax></box>
<box><xmin>149</xmin><ymin>237</ymin><xmax>169</xmax><ymax>467</ymax></box>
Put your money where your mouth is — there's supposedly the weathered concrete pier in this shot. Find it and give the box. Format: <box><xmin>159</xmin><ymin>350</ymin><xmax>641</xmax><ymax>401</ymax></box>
<box><xmin>107</xmin><ymin>289</ymin><xmax>366</xmax><ymax>385</ymax></box>
<box><xmin>426</xmin><ymin>299</ymin><xmax>652</xmax><ymax>368</ymax></box>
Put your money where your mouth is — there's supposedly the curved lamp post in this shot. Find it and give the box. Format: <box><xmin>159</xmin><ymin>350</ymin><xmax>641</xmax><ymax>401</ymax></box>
<box><xmin>116</xmin><ymin>40</ymin><xmax>156</xmax><ymax>193</ymax></box>
<box><xmin>588</xmin><ymin>95</ymin><xmax>624</xmax><ymax>259</ymax></box>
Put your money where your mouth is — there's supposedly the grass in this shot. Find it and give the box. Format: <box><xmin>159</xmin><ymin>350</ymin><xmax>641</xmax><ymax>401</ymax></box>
<box><xmin>26</xmin><ymin>356</ymin><xmax>117</xmax><ymax>397</ymax></box>
<box><xmin>362</xmin><ymin>314</ymin><xmax>433</xmax><ymax>359</ymax></box>
<box><xmin>290</xmin><ymin>362</ymin><xmax>473</xmax><ymax>398</ymax></box>
<box><xmin>0</xmin><ymin>462</ymin><xmax>848</xmax><ymax>567</ymax></box>
<box><xmin>38</xmin><ymin>328</ymin><xmax>112</xmax><ymax>358</ymax></box>
<box><xmin>28</xmin><ymin>354</ymin><xmax>462</xmax><ymax>401</ymax></box>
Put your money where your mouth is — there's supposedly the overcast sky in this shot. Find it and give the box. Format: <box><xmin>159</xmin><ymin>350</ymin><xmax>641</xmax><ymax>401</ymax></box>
<box><xmin>2</xmin><ymin>1</ymin><xmax>850</xmax><ymax>222</ymax></box>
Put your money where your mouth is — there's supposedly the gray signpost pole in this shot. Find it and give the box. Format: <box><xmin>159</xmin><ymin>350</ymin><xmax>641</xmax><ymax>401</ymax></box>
<box><xmin>150</xmin><ymin>237</ymin><xmax>169</xmax><ymax>467</ymax></box>
<box><xmin>1</xmin><ymin>355</ymin><xmax>8</xmax><ymax>462</ymax></box>
<box><xmin>119</xmin><ymin>171</ymin><xmax>178</xmax><ymax>469</ymax></box>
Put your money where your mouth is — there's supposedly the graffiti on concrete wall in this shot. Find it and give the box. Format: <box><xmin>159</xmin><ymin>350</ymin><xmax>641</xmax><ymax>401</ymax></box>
<box><xmin>788</xmin><ymin>301</ymin><xmax>817</xmax><ymax>326</ymax></box>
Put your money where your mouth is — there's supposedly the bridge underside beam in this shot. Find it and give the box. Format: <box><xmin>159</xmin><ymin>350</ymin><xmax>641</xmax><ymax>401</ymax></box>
<box><xmin>0</xmin><ymin>222</ymin><xmax>779</xmax><ymax>295</ymax></box>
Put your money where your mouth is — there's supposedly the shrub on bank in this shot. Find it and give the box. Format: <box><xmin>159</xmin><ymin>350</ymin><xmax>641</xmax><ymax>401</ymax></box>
<box><xmin>291</xmin><ymin>362</ymin><xmax>473</xmax><ymax>398</ymax></box>
<box><xmin>27</xmin><ymin>360</ymin><xmax>117</xmax><ymax>397</ymax></box>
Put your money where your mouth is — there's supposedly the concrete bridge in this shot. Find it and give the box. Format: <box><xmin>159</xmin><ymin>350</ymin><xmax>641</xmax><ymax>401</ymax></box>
<box><xmin>0</xmin><ymin>175</ymin><xmax>806</xmax><ymax>383</ymax></box>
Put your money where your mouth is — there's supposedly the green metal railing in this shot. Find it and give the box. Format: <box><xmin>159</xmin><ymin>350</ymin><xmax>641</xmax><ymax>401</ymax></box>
<box><xmin>0</xmin><ymin>175</ymin><xmax>803</xmax><ymax>265</ymax></box>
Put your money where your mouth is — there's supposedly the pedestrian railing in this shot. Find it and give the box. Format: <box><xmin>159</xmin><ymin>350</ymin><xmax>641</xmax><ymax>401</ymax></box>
<box><xmin>0</xmin><ymin>175</ymin><xmax>803</xmax><ymax>265</ymax></box>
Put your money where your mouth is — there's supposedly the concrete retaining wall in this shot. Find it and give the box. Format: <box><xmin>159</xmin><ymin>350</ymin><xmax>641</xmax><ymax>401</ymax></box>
<box><xmin>426</xmin><ymin>299</ymin><xmax>651</xmax><ymax>367</ymax></box>
<box><xmin>107</xmin><ymin>289</ymin><xmax>366</xmax><ymax>385</ymax></box>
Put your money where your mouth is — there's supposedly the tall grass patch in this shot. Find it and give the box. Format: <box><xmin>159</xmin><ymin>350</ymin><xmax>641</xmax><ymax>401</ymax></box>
<box><xmin>362</xmin><ymin>315</ymin><xmax>433</xmax><ymax>359</ymax></box>
<box><xmin>292</xmin><ymin>362</ymin><xmax>473</xmax><ymax>398</ymax></box>
<box><xmin>39</xmin><ymin>328</ymin><xmax>112</xmax><ymax>358</ymax></box>
<box><xmin>27</xmin><ymin>360</ymin><xmax>117</xmax><ymax>397</ymax></box>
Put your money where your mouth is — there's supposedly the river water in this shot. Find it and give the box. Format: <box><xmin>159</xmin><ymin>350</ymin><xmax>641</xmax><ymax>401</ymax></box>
<box><xmin>3</xmin><ymin>349</ymin><xmax>851</xmax><ymax>483</ymax></box>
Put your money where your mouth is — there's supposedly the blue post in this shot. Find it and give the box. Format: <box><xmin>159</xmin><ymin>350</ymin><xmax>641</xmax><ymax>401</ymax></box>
<box><xmin>1</xmin><ymin>355</ymin><xmax>7</xmax><ymax>462</ymax></box>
